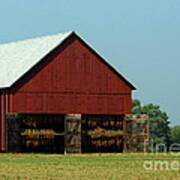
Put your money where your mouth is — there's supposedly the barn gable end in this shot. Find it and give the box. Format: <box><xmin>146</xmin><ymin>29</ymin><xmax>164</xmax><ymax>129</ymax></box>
<box><xmin>7</xmin><ymin>33</ymin><xmax>134</xmax><ymax>114</ymax></box>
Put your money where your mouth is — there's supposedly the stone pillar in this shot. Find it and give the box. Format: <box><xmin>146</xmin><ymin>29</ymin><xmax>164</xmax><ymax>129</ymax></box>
<box><xmin>64</xmin><ymin>114</ymin><xmax>81</xmax><ymax>153</ymax></box>
<box><xmin>6</xmin><ymin>113</ymin><xmax>22</xmax><ymax>152</ymax></box>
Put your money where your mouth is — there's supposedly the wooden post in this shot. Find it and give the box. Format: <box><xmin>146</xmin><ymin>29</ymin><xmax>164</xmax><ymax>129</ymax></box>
<box><xmin>64</xmin><ymin>114</ymin><xmax>81</xmax><ymax>153</ymax></box>
<box><xmin>122</xmin><ymin>114</ymin><xmax>127</xmax><ymax>153</ymax></box>
<box><xmin>123</xmin><ymin>114</ymin><xmax>149</xmax><ymax>153</ymax></box>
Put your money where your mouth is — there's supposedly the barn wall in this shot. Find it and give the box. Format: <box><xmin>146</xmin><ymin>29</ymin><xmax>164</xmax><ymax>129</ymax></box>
<box><xmin>0</xmin><ymin>92</ymin><xmax>10</xmax><ymax>151</ymax></box>
<box><xmin>10</xmin><ymin>36</ymin><xmax>132</xmax><ymax>114</ymax></box>
<box><xmin>0</xmin><ymin>93</ymin><xmax>2</xmax><ymax>150</ymax></box>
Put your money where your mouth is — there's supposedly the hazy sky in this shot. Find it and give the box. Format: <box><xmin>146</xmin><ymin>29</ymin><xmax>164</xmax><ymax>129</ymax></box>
<box><xmin>0</xmin><ymin>0</ymin><xmax>179</xmax><ymax>125</ymax></box>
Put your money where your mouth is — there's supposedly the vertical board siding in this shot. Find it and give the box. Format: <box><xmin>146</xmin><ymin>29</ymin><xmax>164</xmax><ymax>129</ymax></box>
<box><xmin>0</xmin><ymin>92</ymin><xmax>9</xmax><ymax>151</ymax></box>
<box><xmin>0</xmin><ymin>94</ymin><xmax>2</xmax><ymax>150</ymax></box>
<box><xmin>10</xmin><ymin>37</ymin><xmax>132</xmax><ymax>114</ymax></box>
<box><xmin>12</xmin><ymin>93</ymin><xmax>131</xmax><ymax>114</ymax></box>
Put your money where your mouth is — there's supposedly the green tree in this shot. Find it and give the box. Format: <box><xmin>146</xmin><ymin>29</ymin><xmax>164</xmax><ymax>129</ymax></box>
<box><xmin>170</xmin><ymin>126</ymin><xmax>180</xmax><ymax>144</ymax></box>
<box><xmin>132</xmin><ymin>99</ymin><xmax>171</xmax><ymax>149</ymax></box>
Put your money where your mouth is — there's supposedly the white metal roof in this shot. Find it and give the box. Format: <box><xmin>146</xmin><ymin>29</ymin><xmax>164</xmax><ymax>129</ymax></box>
<box><xmin>0</xmin><ymin>31</ymin><xmax>73</xmax><ymax>88</ymax></box>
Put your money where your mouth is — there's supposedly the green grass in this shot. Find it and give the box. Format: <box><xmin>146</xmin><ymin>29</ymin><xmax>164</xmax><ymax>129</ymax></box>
<box><xmin>0</xmin><ymin>153</ymin><xmax>180</xmax><ymax>180</ymax></box>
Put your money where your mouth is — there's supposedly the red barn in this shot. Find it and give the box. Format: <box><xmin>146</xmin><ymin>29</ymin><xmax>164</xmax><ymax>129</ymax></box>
<box><xmin>0</xmin><ymin>32</ymin><xmax>136</xmax><ymax>153</ymax></box>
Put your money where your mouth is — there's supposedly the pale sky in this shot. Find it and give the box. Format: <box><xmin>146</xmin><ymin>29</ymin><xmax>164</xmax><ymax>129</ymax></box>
<box><xmin>0</xmin><ymin>0</ymin><xmax>179</xmax><ymax>125</ymax></box>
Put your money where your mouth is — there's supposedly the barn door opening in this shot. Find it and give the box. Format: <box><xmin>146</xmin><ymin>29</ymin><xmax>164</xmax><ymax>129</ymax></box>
<box><xmin>81</xmin><ymin>114</ymin><xmax>124</xmax><ymax>153</ymax></box>
<box><xmin>7</xmin><ymin>114</ymin><xmax>65</xmax><ymax>153</ymax></box>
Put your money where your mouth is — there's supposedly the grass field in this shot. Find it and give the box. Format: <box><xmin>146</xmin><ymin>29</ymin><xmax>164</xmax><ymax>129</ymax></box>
<box><xmin>0</xmin><ymin>153</ymin><xmax>180</xmax><ymax>180</ymax></box>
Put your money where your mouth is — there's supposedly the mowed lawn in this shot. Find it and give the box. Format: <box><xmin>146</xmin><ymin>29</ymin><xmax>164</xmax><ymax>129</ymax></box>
<box><xmin>0</xmin><ymin>153</ymin><xmax>180</xmax><ymax>180</ymax></box>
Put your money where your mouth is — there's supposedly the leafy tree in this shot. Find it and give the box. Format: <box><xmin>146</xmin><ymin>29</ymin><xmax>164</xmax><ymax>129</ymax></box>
<box><xmin>132</xmin><ymin>99</ymin><xmax>171</xmax><ymax>149</ymax></box>
<box><xmin>170</xmin><ymin>126</ymin><xmax>180</xmax><ymax>144</ymax></box>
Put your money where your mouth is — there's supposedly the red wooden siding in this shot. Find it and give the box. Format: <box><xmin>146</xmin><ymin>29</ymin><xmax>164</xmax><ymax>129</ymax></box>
<box><xmin>9</xmin><ymin>36</ymin><xmax>132</xmax><ymax>114</ymax></box>
<box><xmin>0</xmin><ymin>94</ymin><xmax>2</xmax><ymax>150</ymax></box>
<box><xmin>0</xmin><ymin>92</ymin><xmax>9</xmax><ymax>151</ymax></box>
